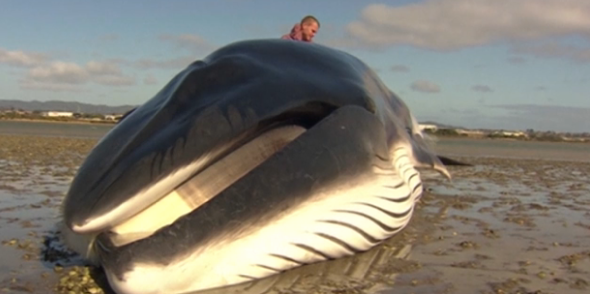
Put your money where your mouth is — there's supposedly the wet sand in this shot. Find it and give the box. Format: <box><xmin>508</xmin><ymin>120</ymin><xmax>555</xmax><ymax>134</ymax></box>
<box><xmin>0</xmin><ymin>134</ymin><xmax>589</xmax><ymax>294</ymax></box>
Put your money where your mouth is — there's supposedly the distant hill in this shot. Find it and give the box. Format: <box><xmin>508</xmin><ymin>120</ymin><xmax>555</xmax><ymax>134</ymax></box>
<box><xmin>0</xmin><ymin>99</ymin><xmax>137</xmax><ymax>114</ymax></box>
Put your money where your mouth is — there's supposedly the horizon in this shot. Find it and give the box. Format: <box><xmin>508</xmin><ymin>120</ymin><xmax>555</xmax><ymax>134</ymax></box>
<box><xmin>1</xmin><ymin>0</ymin><xmax>589</xmax><ymax>133</ymax></box>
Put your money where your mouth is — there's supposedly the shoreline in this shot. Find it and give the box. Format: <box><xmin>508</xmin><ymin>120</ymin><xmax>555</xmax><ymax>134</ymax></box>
<box><xmin>2</xmin><ymin>118</ymin><xmax>587</xmax><ymax>144</ymax></box>
<box><xmin>435</xmin><ymin>135</ymin><xmax>590</xmax><ymax>144</ymax></box>
<box><xmin>0</xmin><ymin>118</ymin><xmax>117</xmax><ymax>126</ymax></box>
<box><xmin>427</xmin><ymin>134</ymin><xmax>590</xmax><ymax>144</ymax></box>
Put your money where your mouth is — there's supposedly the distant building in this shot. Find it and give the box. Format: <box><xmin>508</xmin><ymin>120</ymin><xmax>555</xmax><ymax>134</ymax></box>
<box><xmin>104</xmin><ymin>114</ymin><xmax>124</xmax><ymax>121</ymax></box>
<box><xmin>419</xmin><ymin>124</ymin><xmax>438</xmax><ymax>131</ymax></box>
<box><xmin>456</xmin><ymin>129</ymin><xmax>485</xmax><ymax>136</ymax></box>
<box><xmin>43</xmin><ymin>111</ymin><xmax>74</xmax><ymax>117</ymax></box>
<box><xmin>499</xmin><ymin>131</ymin><xmax>526</xmax><ymax>137</ymax></box>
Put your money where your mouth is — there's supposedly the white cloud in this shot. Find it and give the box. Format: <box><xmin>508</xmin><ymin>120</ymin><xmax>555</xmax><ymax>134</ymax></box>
<box><xmin>86</xmin><ymin>61</ymin><xmax>122</xmax><ymax>76</ymax></box>
<box><xmin>22</xmin><ymin>60</ymin><xmax>136</xmax><ymax>90</ymax></box>
<box><xmin>411</xmin><ymin>80</ymin><xmax>441</xmax><ymax>93</ymax></box>
<box><xmin>345</xmin><ymin>0</ymin><xmax>590</xmax><ymax>50</ymax></box>
<box><xmin>8</xmin><ymin>34</ymin><xmax>214</xmax><ymax>92</ymax></box>
<box><xmin>13</xmin><ymin>52</ymin><xmax>200</xmax><ymax>93</ymax></box>
<box><xmin>27</xmin><ymin>61</ymin><xmax>89</xmax><ymax>84</ymax></box>
<box><xmin>0</xmin><ymin>48</ymin><xmax>48</xmax><ymax>67</ymax></box>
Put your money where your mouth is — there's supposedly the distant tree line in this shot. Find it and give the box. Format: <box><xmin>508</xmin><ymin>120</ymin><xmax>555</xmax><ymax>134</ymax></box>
<box><xmin>424</xmin><ymin>127</ymin><xmax>588</xmax><ymax>143</ymax></box>
<box><xmin>0</xmin><ymin>109</ymin><xmax>115</xmax><ymax>124</ymax></box>
<box><xmin>423</xmin><ymin>128</ymin><xmax>464</xmax><ymax>137</ymax></box>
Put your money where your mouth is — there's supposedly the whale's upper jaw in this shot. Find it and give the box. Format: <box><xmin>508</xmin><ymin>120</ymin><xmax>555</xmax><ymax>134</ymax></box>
<box><xmin>61</xmin><ymin>39</ymin><xmax>385</xmax><ymax>234</ymax></box>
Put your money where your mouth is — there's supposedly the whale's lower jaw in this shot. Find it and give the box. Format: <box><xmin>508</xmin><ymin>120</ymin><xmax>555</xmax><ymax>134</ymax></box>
<box><xmin>104</xmin><ymin>159</ymin><xmax>422</xmax><ymax>294</ymax></box>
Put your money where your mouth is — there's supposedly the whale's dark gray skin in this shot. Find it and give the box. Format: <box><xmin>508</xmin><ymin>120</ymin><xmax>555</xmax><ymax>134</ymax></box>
<box><xmin>61</xmin><ymin>39</ymin><xmax>454</xmax><ymax>294</ymax></box>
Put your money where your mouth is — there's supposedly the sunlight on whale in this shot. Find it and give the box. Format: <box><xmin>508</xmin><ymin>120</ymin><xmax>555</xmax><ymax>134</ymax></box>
<box><xmin>60</xmin><ymin>38</ymin><xmax>456</xmax><ymax>294</ymax></box>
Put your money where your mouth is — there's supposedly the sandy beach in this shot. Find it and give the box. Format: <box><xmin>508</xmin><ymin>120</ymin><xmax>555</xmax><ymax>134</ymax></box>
<box><xmin>0</xmin><ymin>133</ymin><xmax>589</xmax><ymax>294</ymax></box>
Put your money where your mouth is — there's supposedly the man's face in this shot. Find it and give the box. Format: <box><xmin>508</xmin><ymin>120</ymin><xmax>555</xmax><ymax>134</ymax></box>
<box><xmin>301</xmin><ymin>21</ymin><xmax>319</xmax><ymax>41</ymax></box>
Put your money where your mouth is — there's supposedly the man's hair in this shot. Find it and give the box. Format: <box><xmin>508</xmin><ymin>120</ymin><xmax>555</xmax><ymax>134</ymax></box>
<box><xmin>300</xmin><ymin>15</ymin><xmax>320</xmax><ymax>27</ymax></box>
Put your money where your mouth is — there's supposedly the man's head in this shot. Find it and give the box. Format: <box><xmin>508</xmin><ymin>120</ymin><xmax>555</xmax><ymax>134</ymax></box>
<box><xmin>300</xmin><ymin>15</ymin><xmax>320</xmax><ymax>42</ymax></box>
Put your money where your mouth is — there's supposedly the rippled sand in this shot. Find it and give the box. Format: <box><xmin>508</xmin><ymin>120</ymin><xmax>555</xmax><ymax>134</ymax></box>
<box><xmin>0</xmin><ymin>134</ymin><xmax>588</xmax><ymax>294</ymax></box>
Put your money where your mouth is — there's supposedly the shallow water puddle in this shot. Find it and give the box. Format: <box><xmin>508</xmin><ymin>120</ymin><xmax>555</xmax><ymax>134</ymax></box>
<box><xmin>0</xmin><ymin>160</ymin><xmax>77</xmax><ymax>293</ymax></box>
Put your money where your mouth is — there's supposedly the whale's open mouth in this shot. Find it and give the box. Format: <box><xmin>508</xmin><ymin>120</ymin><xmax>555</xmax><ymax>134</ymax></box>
<box><xmin>110</xmin><ymin>125</ymin><xmax>306</xmax><ymax>246</ymax></box>
<box><xmin>65</xmin><ymin>99</ymin><xmax>339</xmax><ymax>236</ymax></box>
<box><xmin>106</xmin><ymin>102</ymin><xmax>342</xmax><ymax>246</ymax></box>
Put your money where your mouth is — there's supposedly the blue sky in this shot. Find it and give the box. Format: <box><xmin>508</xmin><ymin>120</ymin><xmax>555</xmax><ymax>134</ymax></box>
<box><xmin>1</xmin><ymin>0</ymin><xmax>589</xmax><ymax>132</ymax></box>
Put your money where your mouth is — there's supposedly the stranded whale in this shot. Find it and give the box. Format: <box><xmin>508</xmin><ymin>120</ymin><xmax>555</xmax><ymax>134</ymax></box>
<box><xmin>61</xmin><ymin>39</ymin><xmax>455</xmax><ymax>293</ymax></box>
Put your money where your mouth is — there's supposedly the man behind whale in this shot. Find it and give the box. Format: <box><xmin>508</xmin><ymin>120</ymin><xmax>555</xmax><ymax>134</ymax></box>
<box><xmin>281</xmin><ymin>15</ymin><xmax>320</xmax><ymax>42</ymax></box>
